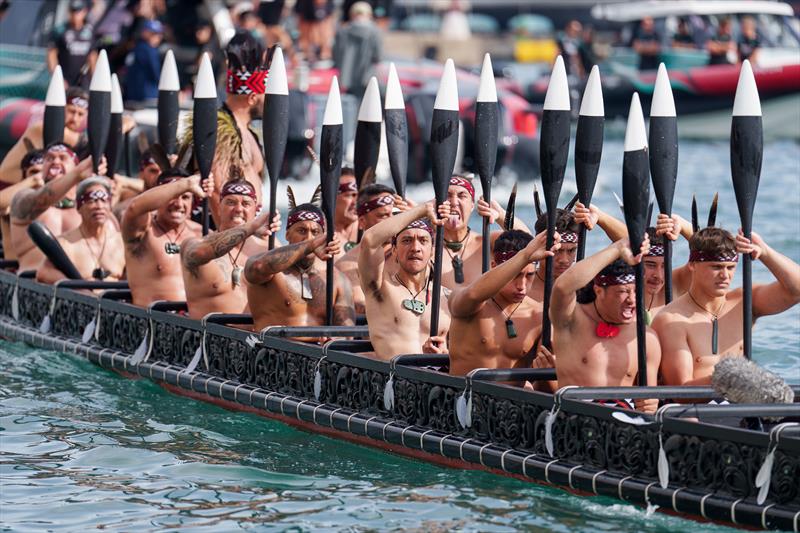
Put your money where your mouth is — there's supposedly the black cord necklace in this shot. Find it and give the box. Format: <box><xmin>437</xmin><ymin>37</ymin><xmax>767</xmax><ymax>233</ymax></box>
<box><xmin>293</xmin><ymin>262</ymin><xmax>314</xmax><ymax>300</ymax></box>
<box><xmin>228</xmin><ymin>243</ymin><xmax>245</xmax><ymax>287</ymax></box>
<box><xmin>395</xmin><ymin>270</ymin><xmax>431</xmax><ymax>315</ymax></box>
<box><xmin>79</xmin><ymin>225</ymin><xmax>109</xmax><ymax>280</ymax></box>
<box><xmin>687</xmin><ymin>291</ymin><xmax>725</xmax><ymax>355</ymax></box>
<box><xmin>444</xmin><ymin>228</ymin><xmax>470</xmax><ymax>283</ymax></box>
<box><xmin>492</xmin><ymin>297</ymin><xmax>524</xmax><ymax>338</ymax></box>
<box><xmin>153</xmin><ymin>215</ymin><xmax>186</xmax><ymax>254</ymax></box>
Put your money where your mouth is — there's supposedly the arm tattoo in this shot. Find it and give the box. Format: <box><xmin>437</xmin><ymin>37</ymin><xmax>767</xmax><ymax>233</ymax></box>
<box><xmin>182</xmin><ymin>227</ymin><xmax>248</xmax><ymax>276</ymax></box>
<box><xmin>245</xmin><ymin>239</ymin><xmax>318</xmax><ymax>284</ymax></box>
<box><xmin>10</xmin><ymin>185</ymin><xmax>57</xmax><ymax>221</ymax></box>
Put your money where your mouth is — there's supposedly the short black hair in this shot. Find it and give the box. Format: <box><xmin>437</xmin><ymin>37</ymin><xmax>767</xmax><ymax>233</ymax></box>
<box><xmin>66</xmin><ymin>86</ymin><xmax>88</xmax><ymax>102</ymax></box>
<box><xmin>341</xmin><ymin>166</ymin><xmax>355</xmax><ymax>177</ymax></box>
<box><xmin>535</xmin><ymin>208</ymin><xmax>580</xmax><ymax>235</ymax></box>
<box><xmin>645</xmin><ymin>227</ymin><xmax>665</xmax><ymax>249</ymax></box>
<box><xmin>357</xmin><ymin>183</ymin><xmax>394</xmax><ymax>205</ymax></box>
<box><xmin>21</xmin><ymin>149</ymin><xmax>44</xmax><ymax>172</ymax></box>
<box><xmin>576</xmin><ymin>259</ymin><xmax>634</xmax><ymax>303</ymax></box>
<box><xmin>494</xmin><ymin>229</ymin><xmax>533</xmax><ymax>256</ymax></box>
<box><xmin>226</xmin><ymin>30</ymin><xmax>265</xmax><ymax>73</ymax></box>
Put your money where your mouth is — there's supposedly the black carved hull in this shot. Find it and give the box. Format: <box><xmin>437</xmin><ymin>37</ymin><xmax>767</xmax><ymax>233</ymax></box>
<box><xmin>0</xmin><ymin>270</ymin><xmax>797</xmax><ymax>532</ymax></box>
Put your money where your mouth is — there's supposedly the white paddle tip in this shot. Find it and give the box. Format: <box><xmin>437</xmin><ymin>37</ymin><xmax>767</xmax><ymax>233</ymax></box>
<box><xmin>265</xmin><ymin>46</ymin><xmax>289</xmax><ymax>95</ymax></box>
<box><xmin>732</xmin><ymin>60</ymin><xmax>762</xmax><ymax>117</ymax></box>
<box><xmin>384</xmin><ymin>62</ymin><xmax>405</xmax><ymax>110</ymax></box>
<box><xmin>194</xmin><ymin>53</ymin><xmax>217</xmax><ymax>99</ymax></box>
<box><xmin>323</xmin><ymin>76</ymin><xmax>343</xmax><ymax>125</ymax></box>
<box><xmin>358</xmin><ymin>77</ymin><xmax>382</xmax><ymax>122</ymax></box>
<box><xmin>477</xmin><ymin>53</ymin><xmax>497</xmax><ymax>103</ymax></box>
<box><xmin>543</xmin><ymin>55</ymin><xmax>570</xmax><ymax>111</ymax></box>
<box><xmin>158</xmin><ymin>49</ymin><xmax>180</xmax><ymax>91</ymax></box>
<box><xmin>433</xmin><ymin>58</ymin><xmax>459</xmax><ymax>111</ymax></box>
<box><xmin>651</xmin><ymin>63</ymin><xmax>676</xmax><ymax>117</ymax></box>
<box><xmin>89</xmin><ymin>49</ymin><xmax>112</xmax><ymax>92</ymax></box>
<box><xmin>624</xmin><ymin>93</ymin><xmax>647</xmax><ymax>152</ymax></box>
<box><xmin>110</xmin><ymin>74</ymin><xmax>123</xmax><ymax>113</ymax></box>
<box><xmin>45</xmin><ymin>65</ymin><xmax>66</xmax><ymax>106</ymax></box>
<box><xmin>579</xmin><ymin>65</ymin><xmax>604</xmax><ymax>117</ymax></box>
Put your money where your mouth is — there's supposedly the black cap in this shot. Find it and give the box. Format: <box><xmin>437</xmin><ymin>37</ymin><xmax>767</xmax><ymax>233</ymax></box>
<box><xmin>69</xmin><ymin>0</ymin><xmax>88</xmax><ymax>11</ymax></box>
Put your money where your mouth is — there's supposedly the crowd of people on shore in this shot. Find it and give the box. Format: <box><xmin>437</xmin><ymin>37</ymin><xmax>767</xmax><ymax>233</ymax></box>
<box><xmin>1</xmin><ymin>24</ymin><xmax>798</xmax><ymax>414</ymax></box>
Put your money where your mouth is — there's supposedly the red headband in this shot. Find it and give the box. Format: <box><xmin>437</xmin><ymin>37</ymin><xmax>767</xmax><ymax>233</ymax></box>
<box><xmin>357</xmin><ymin>194</ymin><xmax>393</xmax><ymax>216</ymax></box>
<box><xmin>338</xmin><ymin>180</ymin><xmax>358</xmax><ymax>194</ymax></box>
<box><xmin>227</xmin><ymin>68</ymin><xmax>268</xmax><ymax>95</ymax></box>
<box><xmin>646</xmin><ymin>244</ymin><xmax>665</xmax><ymax>257</ymax></box>
<box><xmin>394</xmin><ymin>219</ymin><xmax>434</xmax><ymax>243</ymax></box>
<box><xmin>560</xmin><ymin>231</ymin><xmax>579</xmax><ymax>243</ymax></box>
<box><xmin>449</xmin><ymin>176</ymin><xmax>475</xmax><ymax>200</ymax></box>
<box><xmin>594</xmin><ymin>272</ymin><xmax>636</xmax><ymax>287</ymax></box>
<box><xmin>46</xmin><ymin>143</ymin><xmax>79</xmax><ymax>164</ymax></box>
<box><xmin>77</xmin><ymin>189</ymin><xmax>110</xmax><ymax>209</ymax></box>
<box><xmin>287</xmin><ymin>209</ymin><xmax>324</xmax><ymax>229</ymax></box>
<box><xmin>493</xmin><ymin>248</ymin><xmax>520</xmax><ymax>264</ymax></box>
<box><xmin>220</xmin><ymin>180</ymin><xmax>257</xmax><ymax>200</ymax></box>
<box><xmin>689</xmin><ymin>250</ymin><xmax>739</xmax><ymax>263</ymax></box>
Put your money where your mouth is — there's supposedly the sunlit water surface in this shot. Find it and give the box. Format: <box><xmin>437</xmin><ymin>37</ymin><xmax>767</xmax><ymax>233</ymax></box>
<box><xmin>1</xmin><ymin>140</ymin><xmax>798</xmax><ymax>531</ymax></box>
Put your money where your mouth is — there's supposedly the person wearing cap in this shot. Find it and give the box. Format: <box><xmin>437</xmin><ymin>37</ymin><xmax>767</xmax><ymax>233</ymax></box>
<box><xmin>548</xmin><ymin>237</ymin><xmax>661</xmax><ymax>413</ymax></box>
<box><xmin>0</xmin><ymin>149</ymin><xmax>45</xmax><ymax>260</ymax></box>
<box><xmin>180</xmin><ymin>177</ymin><xmax>281</xmax><ymax>321</ymax></box>
<box><xmin>245</xmin><ymin>201</ymin><xmax>353</xmax><ymax>341</ymax></box>
<box><xmin>334</xmin><ymin>167</ymin><xmax>359</xmax><ymax>252</ymax></box>
<box><xmin>0</xmin><ymin>87</ymin><xmax>89</xmax><ymax>186</ymax></box>
<box><xmin>9</xmin><ymin>146</ymin><xmax>104</xmax><ymax>271</ymax></box>
<box><xmin>448</xmin><ymin>229</ymin><xmax>558</xmax><ymax>376</ymax></box>
<box><xmin>47</xmin><ymin>0</ymin><xmax>97</xmax><ymax>87</ymax></box>
<box><xmin>125</xmin><ymin>19</ymin><xmax>164</xmax><ymax>102</ymax></box>
<box><xmin>121</xmin><ymin>169</ymin><xmax>213</xmax><ymax>307</ymax></box>
<box><xmin>439</xmin><ymin>174</ymin><xmax>528</xmax><ymax>290</ymax></box>
<box><xmin>36</xmin><ymin>177</ymin><xmax>125</xmax><ymax>283</ymax></box>
<box><xmin>336</xmin><ymin>183</ymin><xmax>409</xmax><ymax>314</ymax></box>
<box><xmin>183</xmin><ymin>31</ymin><xmax>266</xmax><ymax>226</ymax></box>
<box><xmin>359</xmin><ymin>200</ymin><xmax>452</xmax><ymax>360</ymax></box>
<box><xmin>653</xmin><ymin>227</ymin><xmax>800</xmax><ymax>387</ymax></box>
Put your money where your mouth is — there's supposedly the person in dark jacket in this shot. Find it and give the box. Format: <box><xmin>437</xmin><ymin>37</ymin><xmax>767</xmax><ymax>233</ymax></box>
<box><xmin>332</xmin><ymin>1</ymin><xmax>381</xmax><ymax>97</ymax></box>
<box><xmin>125</xmin><ymin>19</ymin><xmax>163</xmax><ymax>103</ymax></box>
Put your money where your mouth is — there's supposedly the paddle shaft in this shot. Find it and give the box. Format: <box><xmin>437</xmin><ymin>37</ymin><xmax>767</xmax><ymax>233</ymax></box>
<box><xmin>481</xmin><ymin>187</ymin><xmax>491</xmax><ymax>273</ymax></box>
<box><xmin>743</xmin><ymin>250</ymin><xmax>753</xmax><ymax>359</ymax></box>
<box><xmin>635</xmin><ymin>261</ymin><xmax>648</xmax><ymax>386</ymax></box>
<box><xmin>268</xmin><ymin>178</ymin><xmax>278</xmax><ymax>250</ymax></box>
<box><xmin>429</xmin><ymin>225</ymin><xmax>445</xmax><ymax>337</ymax></box>
<box><xmin>202</xmin><ymin>200</ymin><xmax>209</xmax><ymax>235</ymax></box>
<box><xmin>663</xmin><ymin>239</ymin><xmax>673</xmax><ymax>302</ymax></box>
<box><xmin>576</xmin><ymin>226</ymin><xmax>588</xmax><ymax>261</ymax></box>
<box><xmin>540</xmin><ymin>230</ymin><xmax>556</xmax><ymax>349</ymax></box>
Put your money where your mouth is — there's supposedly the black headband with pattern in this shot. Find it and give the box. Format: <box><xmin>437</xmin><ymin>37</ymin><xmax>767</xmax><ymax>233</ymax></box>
<box><xmin>77</xmin><ymin>189</ymin><xmax>110</xmax><ymax>209</ymax></box>
<box><xmin>357</xmin><ymin>194</ymin><xmax>393</xmax><ymax>216</ymax></box>
<box><xmin>594</xmin><ymin>272</ymin><xmax>636</xmax><ymax>286</ymax></box>
<box><xmin>220</xmin><ymin>180</ymin><xmax>258</xmax><ymax>200</ymax></box>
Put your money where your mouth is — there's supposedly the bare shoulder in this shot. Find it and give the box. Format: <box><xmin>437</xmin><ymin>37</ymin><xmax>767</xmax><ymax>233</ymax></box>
<box><xmin>185</xmin><ymin>220</ymin><xmax>203</xmax><ymax>237</ymax></box>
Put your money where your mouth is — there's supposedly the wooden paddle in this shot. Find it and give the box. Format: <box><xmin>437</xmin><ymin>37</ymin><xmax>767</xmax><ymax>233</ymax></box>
<box><xmin>574</xmin><ymin>66</ymin><xmax>604</xmax><ymax>261</ymax></box>
<box><xmin>384</xmin><ymin>63</ymin><xmax>408</xmax><ymax>199</ymax></box>
<box><xmin>105</xmin><ymin>74</ymin><xmax>124</xmax><ymax>178</ymax></box>
<box><xmin>730</xmin><ymin>60</ymin><xmax>763</xmax><ymax>360</ymax></box>
<box><xmin>622</xmin><ymin>93</ymin><xmax>651</xmax><ymax>386</ymax></box>
<box><xmin>648</xmin><ymin>64</ymin><xmax>679</xmax><ymax>303</ymax></box>
<box><xmin>429</xmin><ymin>59</ymin><xmax>460</xmax><ymax>338</ymax></box>
<box><xmin>192</xmin><ymin>53</ymin><xmax>218</xmax><ymax>236</ymax></box>
<box><xmin>88</xmin><ymin>50</ymin><xmax>111</xmax><ymax>174</ymax></box>
<box><xmin>320</xmin><ymin>77</ymin><xmax>344</xmax><ymax>325</ymax></box>
<box><xmin>43</xmin><ymin>66</ymin><xmax>65</xmax><ymax>147</ymax></box>
<box><xmin>539</xmin><ymin>56</ymin><xmax>571</xmax><ymax>350</ymax></box>
<box><xmin>157</xmin><ymin>49</ymin><xmax>180</xmax><ymax>155</ymax></box>
<box><xmin>263</xmin><ymin>46</ymin><xmax>289</xmax><ymax>250</ymax></box>
<box><xmin>354</xmin><ymin>77</ymin><xmax>382</xmax><ymax>191</ymax></box>
<box><xmin>474</xmin><ymin>53</ymin><xmax>498</xmax><ymax>273</ymax></box>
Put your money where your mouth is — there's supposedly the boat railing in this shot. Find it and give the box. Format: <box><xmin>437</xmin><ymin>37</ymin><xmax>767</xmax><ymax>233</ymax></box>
<box><xmin>561</xmin><ymin>385</ymin><xmax>800</xmax><ymax>401</ymax></box>
<box><xmin>203</xmin><ymin>313</ymin><xmax>254</xmax><ymax>326</ymax></box>
<box><xmin>260</xmin><ymin>325</ymin><xmax>371</xmax><ymax>339</ymax></box>
<box><xmin>660</xmin><ymin>403</ymin><xmax>800</xmax><ymax>420</ymax></box>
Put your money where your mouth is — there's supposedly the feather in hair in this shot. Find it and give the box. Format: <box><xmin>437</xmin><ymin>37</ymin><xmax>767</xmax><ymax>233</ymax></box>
<box><xmin>563</xmin><ymin>192</ymin><xmax>579</xmax><ymax>211</ymax></box>
<box><xmin>707</xmin><ymin>192</ymin><xmax>719</xmax><ymax>228</ymax></box>
<box><xmin>504</xmin><ymin>183</ymin><xmax>517</xmax><ymax>231</ymax></box>
<box><xmin>175</xmin><ymin>143</ymin><xmax>194</xmax><ymax>172</ymax></box>
<box><xmin>359</xmin><ymin>167</ymin><xmax>376</xmax><ymax>190</ymax></box>
<box><xmin>310</xmin><ymin>184</ymin><xmax>323</xmax><ymax>207</ymax></box>
<box><xmin>533</xmin><ymin>182</ymin><xmax>543</xmax><ymax>219</ymax></box>
<box><xmin>691</xmin><ymin>194</ymin><xmax>699</xmax><ymax>234</ymax></box>
<box><xmin>287</xmin><ymin>185</ymin><xmax>297</xmax><ymax>210</ymax></box>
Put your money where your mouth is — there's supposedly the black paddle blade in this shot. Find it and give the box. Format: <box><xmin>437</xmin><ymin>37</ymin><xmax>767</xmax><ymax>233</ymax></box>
<box><xmin>707</xmin><ymin>192</ymin><xmax>719</xmax><ymax>228</ymax></box>
<box><xmin>730</xmin><ymin>60</ymin><xmax>763</xmax><ymax>236</ymax></box>
<box><xmin>192</xmin><ymin>53</ymin><xmax>218</xmax><ymax>182</ymax></box>
<box><xmin>575</xmin><ymin>66</ymin><xmax>604</xmax><ymax>206</ymax></box>
<box><xmin>504</xmin><ymin>183</ymin><xmax>517</xmax><ymax>231</ymax></box>
<box><xmin>320</xmin><ymin>77</ymin><xmax>344</xmax><ymax>232</ymax></box>
<box><xmin>649</xmin><ymin>64</ymin><xmax>679</xmax><ymax>216</ymax></box>
<box><xmin>157</xmin><ymin>49</ymin><xmax>180</xmax><ymax>154</ymax></box>
<box><xmin>430</xmin><ymin>59</ymin><xmax>460</xmax><ymax>204</ymax></box>
<box><xmin>563</xmin><ymin>192</ymin><xmax>579</xmax><ymax>212</ymax></box>
<box><xmin>385</xmin><ymin>63</ymin><xmax>408</xmax><ymax>198</ymax></box>
<box><xmin>621</xmin><ymin>94</ymin><xmax>650</xmax><ymax>253</ymax></box>
<box><xmin>88</xmin><ymin>50</ymin><xmax>112</xmax><ymax>173</ymax></box>
<box><xmin>354</xmin><ymin>77</ymin><xmax>382</xmax><ymax>190</ymax></box>
<box><xmin>43</xmin><ymin>65</ymin><xmax>65</xmax><ymax>146</ymax></box>
<box><xmin>474</xmin><ymin>53</ymin><xmax>499</xmax><ymax>201</ymax></box>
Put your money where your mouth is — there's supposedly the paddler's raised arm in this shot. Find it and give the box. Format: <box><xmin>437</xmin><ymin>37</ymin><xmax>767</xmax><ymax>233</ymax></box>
<box><xmin>10</xmin><ymin>156</ymin><xmax>99</xmax><ymax>223</ymax></box>
<box><xmin>121</xmin><ymin>174</ymin><xmax>211</xmax><ymax>242</ymax></box>
<box><xmin>550</xmin><ymin>238</ymin><xmax>647</xmax><ymax>327</ymax></box>
<box><xmin>244</xmin><ymin>234</ymin><xmax>327</xmax><ymax>285</ymax></box>
<box><xmin>740</xmin><ymin>231</ymin><xmax>800</xmax><ymax>318</ymax></box>
<box><xmin>573</xmin><ymin>201</ymin><xmax>628</xmax><ymax>242</ymax></box>
<box><xmin>450</xmin><ymin>230</ymin><xmax>555</xmax><ymax>317</ymax></box>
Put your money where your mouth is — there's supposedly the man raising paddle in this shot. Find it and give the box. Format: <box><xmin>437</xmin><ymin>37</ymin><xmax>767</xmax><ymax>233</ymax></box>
<box><xmin>653</xmin><ymin>227</ymin><xmax>800</xmax><ymax>386</ymax></box>
<box><xmin>448</xmin><ymin>229</ymin><xmax>557</xmax><ymax>376</ymax></box>
<box><xmin>549</xmin><ymin>238</ymin><xmax>661</xmax><ymax>413</ymax></box>
<box><xmin>180</xmin><ymin>179</ymin><xmax>280</xmax><ymax>320</ymax></box>
<box><xmin>359</xmin><ymin>200</ymin><xmax>452</xmax><ymax>360</ymax></box>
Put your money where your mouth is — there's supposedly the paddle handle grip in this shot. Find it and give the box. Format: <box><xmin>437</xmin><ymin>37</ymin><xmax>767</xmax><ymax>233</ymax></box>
<box><xmin>742</xmin><ymin>254</ymin><xmax>753</xmax><ymax>359</ymax></box>
<box><xmin>635</xmin><ymin>262</ymin><xmax>648</xmax><ymax>386</ymax></box>
<box><xmin>201</xmin><ymin>198</ymin><xmax>209</xmax><ymax>236</ymax></box>
<box><xmin>268</xmin><ymin>180</ymin><xmax>278</xmax><ymax>250</ymax></box>
<box><xmin>576</xmin><ymin>225</ymin><xmax>588</xmax><ymax>262</ymax></box>
<box><xmin>429</xmin><ymin>225</ymin><xmax>444</xmax><ymax>338</ymax></box>
<box><xmin>326</xmin><ymin>257</ymin><xmax>334</xmax><ymax>326</ymax></box>
<box><xmin>481</xmin><ymin>217</ymin><xmax>490</xmax><ymax>273</ymax></box>
<box><xmin>663</xmin><ymin>239</ymin><xmax>673</xmax><ymax>304</ymax></box>
<box><xmin>540</xmin><ymin>233</ymin><xmax>555</xmax><ymax>350</ymax></box>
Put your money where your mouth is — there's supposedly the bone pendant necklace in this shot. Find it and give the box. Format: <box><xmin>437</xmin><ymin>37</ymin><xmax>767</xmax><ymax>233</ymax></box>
<box><xmin>688</xmin><ymin>291</ymin><xmax>725</xmax><ymax>355</ymax></box>
<box><xmin>228</xmin><ymin>244</ymin><xmax>245</xmax><ymax>287</ymax></box>
<box><xmin>396</xmin><ymin>272</ymin><xmax>430</xmax><ymax>316</ymax></box>
<box><xmin>295</xmin><ymin>264</ymin><xmax>314</xmax><ymax>300</ymax></box>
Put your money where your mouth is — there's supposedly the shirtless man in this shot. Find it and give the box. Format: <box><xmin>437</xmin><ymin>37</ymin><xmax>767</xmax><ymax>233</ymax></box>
<box><xmin>550</xmin><ymin>238</ymin><xmax>660</xmax><ymax>412</ymax></box>
<box><xmin>441</xmin><ymin>175</ymin><xmax>526</xmax><ymax>288</ymax></box>
<box><xmin>180</xmin><ymin>179</ymin><xmax>279</xmax><ymax>320</ymax></box>
<box><xmin>36</xmin><ymin>177</ymin><xmax>125</xmax><ymax>283</ymax></box>
<box><xmin>192</xmin><ymin>31</ymin><xmax>267</xmax><ymax>224</ymax></box>
<box><xmin>0</xmin><ymin>88</ymin><xmax>87</xmax><ymax>186</ymax></box>
<box><xmin>359</xmin><ymin>201</ymin><xmax>452</xmax><ymax>360</ymax></box>
<box><xmin>336</xmin><ymin>183</ymin><xmax>405</xmax><ymax>314</ymax></box>
<box><xmin>334</xmin><ymin>167</ymin><xmax>359</xmax><ymax>250</ymax></box>
<box><xmin>112</xmin><ymin>149</ymin><xmax>162</xmax><ymax>220</ymax></box>
<box><xmin>245</xmin><ymin>202</ymin><xmax>354</xmax><ymax>338</ymax></box>
<box><xmin>9</xmin><ymin>145</ymin><xmax>103</xmax><ymax>271</ymax></box>
<box><xmin>653</xmin><ymin>228</ymin><xmax>800</xmax><ymax>386</ymax></box>
<box><xmin>121</xmin><ymin>169</ymin><xmax>212</xmax><ymax>306</ymax></box>
<box><xmin>448</xmin><ymin>229</ymin><xmax>557</xmax><ymax>376</ymax></box>
<box><xmin>1</xmin><ymin>149</ymin><xmax>44</xmax><ymax>260</ymax></box>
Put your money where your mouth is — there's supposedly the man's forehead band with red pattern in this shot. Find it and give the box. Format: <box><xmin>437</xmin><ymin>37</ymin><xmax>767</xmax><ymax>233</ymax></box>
<box><xmin>77</xmin><ymin>189</ymin><xmax>110</xmax><ymax>209</ymax></box>
<box><xmin>449</xmin><ymin>176</ymin><xmax>475</xmax><ymax>199</ymax></box>
<box><xmin>338</xmin><ymin>180</ymin><xmax>358</xmax><ymax>194</ymax></box>
<box><xmin>594</xmin><ymin>272</ymin><xmax>636</xmax><ymax>286</ymax></box>
<box><xmin>287</xmin><ymin>209</ymin><xmax>324</xmax><ymax>229</ymax></box>
<box><xmin>494</xmin><ymin>249</ymin><xmax>520</xmax><ymax>264</ymax></box>
<box><xmin>220</xmin><ymin>180</ymin><xmax>258</xmax><ymax>200</ymax></box>
<box><xmin>46</xmin><ymin>143</ymin><xmax>79</xmax><ymax>163</ymax></box>
<box><xmin>357</xmin><ymin>194</ymin><xmax>393</xmax><ymax>216</ymax></box>
<box><xmin>227</xmin><ymin>68</ymin><xmax>268</xmax><ymax>95</ymax></box>
<box><xmin>560</xmin><ymin>231</ymin><xmax>579</xmax><ymax>243</ymax></box>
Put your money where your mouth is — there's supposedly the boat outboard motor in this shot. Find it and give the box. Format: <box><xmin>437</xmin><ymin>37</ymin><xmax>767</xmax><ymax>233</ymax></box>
<box><xmin>27</xmin><ymin>221</ymin><xmax>82</xmax><ymax>280</ymax></box>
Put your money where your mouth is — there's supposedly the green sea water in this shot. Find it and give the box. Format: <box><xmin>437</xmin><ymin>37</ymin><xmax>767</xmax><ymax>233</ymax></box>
<box><xmin>1</xmin><ymin>140</ymin><xmax>798</xmax><ymax>530</ymax></box>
